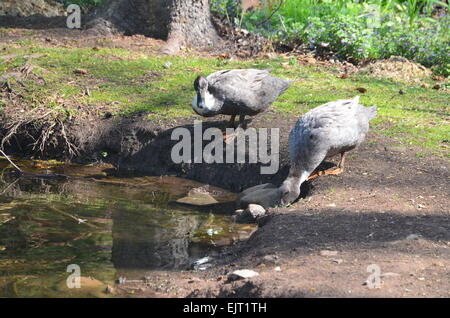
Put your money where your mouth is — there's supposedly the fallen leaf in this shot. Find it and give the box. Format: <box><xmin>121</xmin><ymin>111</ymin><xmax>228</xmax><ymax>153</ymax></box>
<box><xmin>74</xmin><ymin>68</ymin><xmax>88</xmax><ymax>75</ymax></box>
<box><xmin>217</xmin><ymin>53</ymin><xmax>230</xmax><ymax>60</ymax></box>
<box><xmin>356</xmin><ymin>87</ymin><xmax>367</xmax><ymax>93</ymax></box>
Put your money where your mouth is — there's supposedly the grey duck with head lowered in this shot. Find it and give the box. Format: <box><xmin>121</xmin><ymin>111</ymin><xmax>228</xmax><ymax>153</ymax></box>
<box><xmin>238</xmin><ymin>96</ymin><xmax>377</xmax><ymax>208</ymax></box>
<box><xmin>192</xmin><ymin>69</ymin><xmax>291</xmax><ymax>129</ymax></box>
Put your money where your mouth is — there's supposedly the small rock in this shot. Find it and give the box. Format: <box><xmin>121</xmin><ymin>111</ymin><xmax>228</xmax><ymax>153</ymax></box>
<box><xmin>262</xmin><ymin>254</ymin><xmax>278</xmax><ymax>265</ymax></box>
<box><xmin>235</xmin><ymin>204</ymin><xmax>266</xmax><ymax>223</ymax></box>
<box><xmin>406</xmin><ymin>234</ymin><xmax>422</xmax><ymax>240</ymax></box>
<box><xmin>163</xmin><ymin>62</ymin><xmax>172</xmax><ymax>69</ymax></box>
<box><xmin>228</xmin><ymin>269</ymin><xmax>259</xmax><ymax>281</ymax></box>
<box><xmin>248</xmin><ymin>204</ymin><xmax>266</xmax><ymax>217</ymax></box>
<box><xmin>384</xmin><ymin>146</ymin><xmax>407</xmax><ymax>152</ymax></box>
<box><xmin>176</xmin><ymin>188</ymin><xmax>218</xmax><ymax>206</ymax></box>
<box><xmin>332</xmin><ymin>259</ymin><xmax>343</xmax><ymax>264</ymax></box>
<box><xmin>188</xmin><ymin>278</ymin><xmax>201</xmax><ymax>284</ymax></box>
<box><xmin>274</xmin><ymin>266</ymin><xmax>281</xmax><ymax>271</ymax></box>
<box><xmin>192</xmin><ymin>256</ymin><xmax>212</xmax><ymax>270</ymax></box>
<box><xmin>320</xmin><ymin>250</ymin><xmax>338</xmax><ymax>257</ymax></box>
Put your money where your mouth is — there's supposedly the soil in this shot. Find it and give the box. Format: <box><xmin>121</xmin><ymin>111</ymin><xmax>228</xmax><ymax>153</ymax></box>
<box><xmin>0</xmin><ymin>27</ymin><xmax>449</xmax><ymax>298</ymax></box>
<box><xmin>114</xmin><ymin>127</ymin><xmax>449</xmax><ymax>298</ymax></box>
<box><xmin>358</xmin><ymin>56</ymin><xmax>433</xmax><ymax>83</ymax></box>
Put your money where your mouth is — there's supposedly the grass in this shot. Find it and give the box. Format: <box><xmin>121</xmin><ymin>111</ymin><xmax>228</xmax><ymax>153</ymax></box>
<box><xmin>0</xmin><ymin>38</ymin><xmax>448</xmax><ymax>157</ymax></box>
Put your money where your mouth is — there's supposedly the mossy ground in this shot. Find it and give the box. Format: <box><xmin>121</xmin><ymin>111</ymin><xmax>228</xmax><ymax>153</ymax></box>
<box><xmin>0</xmin><ymin>34</ymin><xmax>448</xmax><ymax>157</ymax></box>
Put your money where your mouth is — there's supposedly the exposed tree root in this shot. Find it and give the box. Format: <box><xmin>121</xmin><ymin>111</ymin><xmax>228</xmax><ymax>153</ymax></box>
<box><xmin>1</xmin><ymin>108</ymin><xmax>79</xmax><ymax>160</ymax></box>
<box><xmin>57</xmin><ymin>118</ymin><xmax>79</xmax><ymax>158</ymax></box>
<box><xmin>0</xmin><ymin>109</ymin><xmax>55</xmax><ymax>150</ymax></box>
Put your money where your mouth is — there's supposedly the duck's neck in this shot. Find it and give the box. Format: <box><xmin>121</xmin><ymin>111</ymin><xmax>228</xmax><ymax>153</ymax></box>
<box><xmin>285</xmin><ymin>164</ymin><xmax>309</xmax><ymax>191</ymax></box>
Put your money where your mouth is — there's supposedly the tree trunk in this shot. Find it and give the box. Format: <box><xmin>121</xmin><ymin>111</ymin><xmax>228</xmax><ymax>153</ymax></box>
<box><xmin>161</xmin><ymin>0</ymin><xmax>221</xmax><ymax>54</ymax></box>
<box><xmin>87</xmin><ymin>0</ymin><xmax>221</xmax><ymax>53</ymax></box>
<box><xmin>86</xmin><ymin>0</ymin><xmax>150</xmax><ymax>36</ymax></box>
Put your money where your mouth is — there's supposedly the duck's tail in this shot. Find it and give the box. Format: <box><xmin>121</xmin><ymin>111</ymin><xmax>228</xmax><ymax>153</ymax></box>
<box><xmin>366</xmin><ymin>105</ymin><xmax>377</xmax><ymax>120</ymax></box>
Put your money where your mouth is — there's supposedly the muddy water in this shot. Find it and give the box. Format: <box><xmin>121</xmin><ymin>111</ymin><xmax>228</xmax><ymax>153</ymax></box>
<box><xmin>0</xmin><ymin>158</ymin><xmax>255</xmax><ymax>297</ymax></box>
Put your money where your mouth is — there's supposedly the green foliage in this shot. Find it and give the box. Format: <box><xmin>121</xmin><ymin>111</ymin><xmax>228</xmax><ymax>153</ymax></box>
<box><xmin>210</xmin><ymin>0</ymin><xmax>243</xmax><ymax>25</ymax></box>
<box><xmin>211</xmin><ymin>0</ymin><xmax>450</xmax><ymax>76</ymax></box>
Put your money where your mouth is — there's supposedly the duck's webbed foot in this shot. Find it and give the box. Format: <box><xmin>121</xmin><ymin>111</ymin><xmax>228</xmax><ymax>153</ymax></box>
<box><xmin>221</xmin><ymin>115</ymin><xmax>237</xmax><ymax>143</ymax></box>
<box><xmin>223</xmin><ymin>133</ymin><xmax>237</xmax><ymax>144</ymax></box>
<box><xmin>307</xmin><ymin>167</ymin><xmax>343</xmax><ymax>180</ymax></box>
<box><xmin>307</xmin><ymin>153</ymin><xmax>346</xmax><ymax>180</ymax></box>
<box><xmin>222</xmin><ymin>115</ymin><xmax>246</xmax><ymax>143</ymax></box>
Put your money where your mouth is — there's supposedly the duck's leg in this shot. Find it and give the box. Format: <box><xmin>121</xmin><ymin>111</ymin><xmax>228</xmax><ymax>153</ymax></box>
<box><xmin>226</xmin><ymin>115</ymin><xmax>236</xmax><ymax>128</ymax></box>
<box><xmin>324</xmin><ymin>152</ymin><xmax>345</xmax><ymax>175</ymax></box>
<box><xmin>337</xmin><ymin>152</ymin><xmax>346</xmax><ymax>171</ymax></box>
<box><xmin>307</xmin><ymin>152</ymin><xmax>346</xmax><ymax>180</ymax></box>
<box><xmin>224</xmin><ymin>115</ymin><xmax>247</xmax><ymax>144</ymax></box>
<box><xmin>223</xmin><ymin>115</ymin><xmax>237</xmax><ymax>143</ymax></box>
<box><xmin>238</xmin><ymin>114</ymin><xmax>247</xmax><ymax>129</ymax></box>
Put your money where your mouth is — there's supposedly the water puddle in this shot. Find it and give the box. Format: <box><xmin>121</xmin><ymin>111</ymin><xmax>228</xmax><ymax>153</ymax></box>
<box><xmin>0</xmin><ymin>158</ymin><xmax>256</xmax><ymax>297</ymax></box>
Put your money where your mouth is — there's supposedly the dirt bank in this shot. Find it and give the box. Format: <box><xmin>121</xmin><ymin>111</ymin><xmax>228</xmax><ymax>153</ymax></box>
<box><xmin>1</xmin><ymin>111</ymin><xmax>293</xmax><ymax>191</ymax></box>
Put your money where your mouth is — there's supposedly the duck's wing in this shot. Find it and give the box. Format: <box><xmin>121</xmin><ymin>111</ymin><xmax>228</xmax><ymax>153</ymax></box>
<box><xmin>289</xmin><ymin>97</ymin><xmax>362</xmax><ymax>163</ymax></box>
<box><xmin>207</xmin><ymin>69</ymin><xmax>275</xmax><ymax>107</ymax></box>
<box><xmin>307</xmin><ymin>96</ymin><xmax>361</xmax><ymax>128</ymax></box>
<box><xmin>208</xmin><ymin>69</ymin><xmax>270</xmax><ymax>92</ymax></box>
